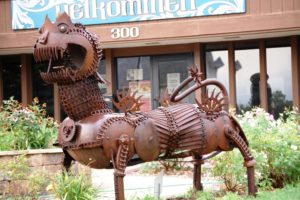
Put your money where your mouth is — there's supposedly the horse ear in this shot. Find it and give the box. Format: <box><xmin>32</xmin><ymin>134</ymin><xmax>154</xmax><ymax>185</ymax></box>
<box><xmin>56</xmin><ymin>12</ymin><xmax>73</xmax><ymax>26</ymax></box>
<box><xmin>44</xmin><ymin>15</ymin><xmax>52</xmax><ymax>26</ymax></box>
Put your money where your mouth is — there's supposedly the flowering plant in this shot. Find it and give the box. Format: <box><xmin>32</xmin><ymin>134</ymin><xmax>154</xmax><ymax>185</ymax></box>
<box><xmin>212</xmin><ymin>107</ymin><xmax>300</xmax><ymax>192</ymax></box>
<box><xmin>0</xmin><ymin>97</ymin><xmax>58</xmax><ymax>150</ymax></box>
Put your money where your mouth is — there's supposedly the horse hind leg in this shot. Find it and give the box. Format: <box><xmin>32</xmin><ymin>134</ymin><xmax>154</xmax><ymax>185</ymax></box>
<box><xmin>224</xmin><ymin>126</ymin><xmax>257</xmax><ymax>196</ymax></box>
<box><xmin>193</xmin><ymin>154</ymin><xmax>204</xmax><ymax>191</ymax></box>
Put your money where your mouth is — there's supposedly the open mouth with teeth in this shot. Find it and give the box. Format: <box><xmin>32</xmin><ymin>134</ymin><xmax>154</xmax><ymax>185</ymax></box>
<box><xmin>34</xmin><ymin>44</ymin><xmax>86</xmax><ymax>83</ymax></box>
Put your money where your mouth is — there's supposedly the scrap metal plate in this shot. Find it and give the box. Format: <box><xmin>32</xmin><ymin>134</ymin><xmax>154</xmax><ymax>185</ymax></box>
<box><xmin>134</xmin><ymin>119</ymin><xmax>160</xmax><ymax>161</ymax></box>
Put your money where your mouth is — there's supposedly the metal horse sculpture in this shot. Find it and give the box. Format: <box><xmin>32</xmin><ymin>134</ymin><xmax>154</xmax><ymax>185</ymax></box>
<box><xmin>34</xmin><ymin>13</ymin><xmax>256</xmax><ymax>200</ymax></box>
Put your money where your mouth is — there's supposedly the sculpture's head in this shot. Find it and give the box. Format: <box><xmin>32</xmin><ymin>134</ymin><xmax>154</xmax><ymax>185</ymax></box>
<box><xmin>33</xmin><ymin>13</ymin><xmax>104</xmax><ymax>84</ymax></box>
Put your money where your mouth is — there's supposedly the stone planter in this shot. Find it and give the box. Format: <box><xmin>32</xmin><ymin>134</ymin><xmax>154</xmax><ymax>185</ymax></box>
<box><xmin>0</xmin><ymin>148</ymin><xmax>90</xmax><ymax>197</ymax></box>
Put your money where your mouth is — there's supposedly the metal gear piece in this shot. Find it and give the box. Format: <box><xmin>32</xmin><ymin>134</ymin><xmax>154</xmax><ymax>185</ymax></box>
<box><xmin>59</xmin><ymin>118</ymin><xmax>76</xmax><ymax>142</ymax></box>
<box><xmin>113</xmin><ymin>88</ymin><xmax>144</xmax><ymax>115</ymax></box>
<box><xmin>196</xmin><ymin>88</ymin><xmax>226</xmax><ymax>114</ymax></box>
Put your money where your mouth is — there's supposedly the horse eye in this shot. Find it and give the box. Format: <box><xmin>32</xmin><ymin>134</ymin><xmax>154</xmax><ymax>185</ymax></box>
<box><xmin>59</xmin><ymin>25</ymin><xmax>67</xmax><ymax>33</ymax></box>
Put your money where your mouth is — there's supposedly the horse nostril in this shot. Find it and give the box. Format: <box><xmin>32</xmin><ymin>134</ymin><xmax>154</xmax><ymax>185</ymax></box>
<box><xmin>39</xmin><ymin>30</ymin><xmax>49</xmax><ymax>44</ymax></box>
<box><xmin>38</xmin><ymin>37</ymin><xmax>46</xmax><ymax>44</ymax></box>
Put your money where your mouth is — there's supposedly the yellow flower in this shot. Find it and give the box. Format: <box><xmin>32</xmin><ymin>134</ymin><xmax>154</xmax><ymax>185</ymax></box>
<box><xmin>33</xmin><ymin>97</ymin><xmax>39</xmax><ymax>104</ymax></box>
<box><xmin>46</xmin><ymin>183</ymin><xmax>53</xmax><ymax>191</ymax></box>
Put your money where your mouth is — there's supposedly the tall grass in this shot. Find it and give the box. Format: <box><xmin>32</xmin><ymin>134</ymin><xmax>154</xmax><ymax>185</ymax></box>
<box><xmin>51</xmin><ymin>170</ymin><xmax>99</xmax><ymax>200</ymax></box>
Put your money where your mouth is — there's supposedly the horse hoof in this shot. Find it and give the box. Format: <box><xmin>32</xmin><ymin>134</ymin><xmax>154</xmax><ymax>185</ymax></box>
<box><xmin>244</xmin><ymin>159</ymin><xmax>256</xmax><ymax>167</ymax></box>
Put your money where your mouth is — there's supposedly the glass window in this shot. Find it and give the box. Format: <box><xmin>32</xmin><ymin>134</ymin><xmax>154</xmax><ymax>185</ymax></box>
<box><xmin>98</xmin><ymin>58</ymin><xmax>107</xmax><ymax>94</ymax></box>
<box><xmin>2</xmin><ymin>55</ymin><xmax>21</xmax><ymax>102</ymax></box>
<box><xmin>116</xmin><ymin>54</ymin><xmax>194</xmax><ymax>111</ymax></box>
<box><xmin>116</xmin><ymin>56</ymin><xmax>151</xmax><ymax>112</ymax></box>
<box><xmin>32</xmin><ymin>61</ymin><xmax>54</xmax><ymax>117</ymax></box>
<box><xmin>154</xmin><ymin>53</ymin><xmax>194</xmax><ymax>107</ymax></box>
<box><xmin>206</xmin><ymin>51</ymin><xmax>230</xmax><ymax>92</ymax></box>
<box><xmin>267</xmin><ymin>47</ymin><xmax>293</xmax><ymax>118</ymax></box>
<box><xmin>235</xmin><ymin>49</ymin><xmax>260</xmax><ymax>113</ymax></box>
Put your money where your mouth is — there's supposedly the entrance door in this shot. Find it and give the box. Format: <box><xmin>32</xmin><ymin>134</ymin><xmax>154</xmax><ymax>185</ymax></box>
<box><xmin>152</xmin><ymin>53</ymin><xmax>194</xmax><ymax>108</ymax></box>
<box><xmin>115</xmin><ymin>53</ymin><xmax>194</xmax><ymax>112</ymax></box>
<box><xmin>116</xmin><ymin>56</ymin><xmax>152</xmax><ymax>112</ymax></box>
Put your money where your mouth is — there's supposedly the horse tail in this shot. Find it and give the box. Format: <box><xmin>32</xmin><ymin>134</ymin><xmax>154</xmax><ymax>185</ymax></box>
<box><xmin>170</xmin><ymin>69</ymin><xmax>229</xmax><ymax>112</ymax></box>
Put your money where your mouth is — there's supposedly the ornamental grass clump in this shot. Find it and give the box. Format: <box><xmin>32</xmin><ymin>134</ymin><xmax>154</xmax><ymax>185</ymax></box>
<box><xmin>0</xmin><ymin>97</ymin><xmax>58</xmax><ymax>150</ymax></box>
<box><xmin>212</xmin><ymin>108</ymin><xmax>300</xmax><ymax>192</ymax></box>
<box><xmin>50</xmin><ymin>170</ymin><xmax>99</xmax><ymax>200</ymax></box>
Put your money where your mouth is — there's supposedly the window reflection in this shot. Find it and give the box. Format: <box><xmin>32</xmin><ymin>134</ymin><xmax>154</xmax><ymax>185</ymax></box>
<box><xmin>205</xmin><ymin>51</ymin><xmax>229</xmax><ymax>108</ymax></box>
<box><xmin>117</xmin><ymin>57</ymin><xmax>151</xmax><ymax>89</ymax></box>
<box><xmin>206</xmin><ymin>51</ymin><xmax>229</xmax><ymax>92</ymax></box>
<box><xmin>235</xmin><ymin>49</ymin><xmax>260</xmax><ymax>113</ymax></box>
<box><xmin>156</xmin><ymin>54</ymin><xmax>194</xmax><ymax>105</ymax></box>
<box><xmin>267</xmin><ymin>47</ymin><xmax>292</xmax><ymax>118</ymax></box>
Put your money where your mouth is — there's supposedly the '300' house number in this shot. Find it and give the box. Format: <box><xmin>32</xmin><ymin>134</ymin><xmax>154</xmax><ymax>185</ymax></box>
<box><xmin>111</xmin><ymin>27</ymin><xmax>140</xmax><ymax>39</ymax></box>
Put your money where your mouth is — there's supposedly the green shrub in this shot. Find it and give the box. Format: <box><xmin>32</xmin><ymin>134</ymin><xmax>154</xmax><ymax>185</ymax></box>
<box><xmin>0</xmin><ymin>97</ymin><xmax>58</xmax><ymax>150</ymax></box>
<box><xmin>51</xmin><ymin>170</ymin><xmax>99</xmax><ymax>200</ymax></box>
<box><xmin>212</xmin><ymin>108</ymin><xmax>300</xmax><ymax>192</ymax></box>
<box><xmin>140</xmin><ymin>161</ymin><xmax>164</xmax><ymax>174</ymax></box>
<box><xmin>140</xmin><ymin>159</ymin><xmax>192</xmax><ymax>175</ymax></box>
<box><xmin>212</xmin><ymin>150</ymin><xmax>247</xmax><ymax>193</ymax></box>
<box><xmin>0</xmin><ymin>155</ymin><xmax>29</xmax><ymax>180</ymax></box>
<box><xmin>0</xmin><ymin>155</ymin><xmax>50</xmax><ymax>199</ymax></box>
<box><xmin>28</xmin><ymin>170</ymin><xmax>50</xmax><ymax>197</ymax></box>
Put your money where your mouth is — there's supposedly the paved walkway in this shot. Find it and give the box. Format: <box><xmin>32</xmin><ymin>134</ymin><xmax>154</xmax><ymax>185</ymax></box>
<box><xmin>92</xmin><ymin>164</ymin><xmax>222</xmax><ymax>200</ymax></box>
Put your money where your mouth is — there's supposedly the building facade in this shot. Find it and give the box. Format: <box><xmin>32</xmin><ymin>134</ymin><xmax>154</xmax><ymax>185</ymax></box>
<box><xmin>0</xmin><ymin>0</ymin><xmax>299</xmax><ymax>121</ymax></box>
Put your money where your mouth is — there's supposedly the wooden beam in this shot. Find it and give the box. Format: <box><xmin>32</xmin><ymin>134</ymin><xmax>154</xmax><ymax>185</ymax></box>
<box><xmin>199</xmin><ymin>43</ymin><xmax>206</xmax><ymax>77</ymax></box>
<box><xmin>291</xmin><ymin>36</ymin><xmax>300</xmax><ymax>110</ymax></box>
<box><xmin>113</xmin><ymin>44</ymin><xmax>194</xmax><ymax>57</ymax></box>
<box><xmin>105</xmin><ymin>49</ymin><xmax>114</xmax><ymax>96</ymax></box>
<box><xmin>259</xmin><ymin>40</ymin><xmax>268</xmax><ymax>111</ymax></box>
<box><xmin>228</xmin><ymin>42</ymin><xmax>237</xmax><ymax>109</ymax></box>
<box><xmin>0</xmin><ymin>58</ymin><xmax>3</xmax><ymax>105</ymax></box>
<box><xmin>53</xmin><ymin>83</ymin><xmax>61</xmax><ymax>122</ymax></box>
<box><xmin>21</xmin><ymin>54</ymin><xmax>32</xmax><ymax>105</ymax></box>
<box><xmin>193</xmin><ymin>43</ymin><xmax>204</xmax><ymax>100</ymax></box>
<box><xmin>193</xmin><ymin>43</ymin><xmax>201</xmax><ymax>70</ymax></box>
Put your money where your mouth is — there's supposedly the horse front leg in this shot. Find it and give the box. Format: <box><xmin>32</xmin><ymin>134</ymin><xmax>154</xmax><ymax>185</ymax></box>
<box><xmin>62</xmin><ymin>149</ymin><xmax>73</xmax><ymax>173</ymax></box>
<box><xmin>111</xmin><ymin>134</ymin><xmax>130</xmax><ymax>200</ymax></box>
<box><xmin>224</xmin><ymin>126</ymin><xmax>257</xmax><ymax>196</ymax></box>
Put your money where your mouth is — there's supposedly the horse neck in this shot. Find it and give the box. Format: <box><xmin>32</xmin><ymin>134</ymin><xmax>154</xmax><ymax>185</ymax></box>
<box><xmin>58</xmin><ymin>75</ymin><xmax>112</xmax><ymax>121</ymax></box>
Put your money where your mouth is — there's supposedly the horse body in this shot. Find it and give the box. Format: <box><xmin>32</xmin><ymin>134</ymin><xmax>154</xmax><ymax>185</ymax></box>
<box><xmin>60</xmin><ymin>102</ymin><xmax>241</xmax><ymax>168</ymax></box>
